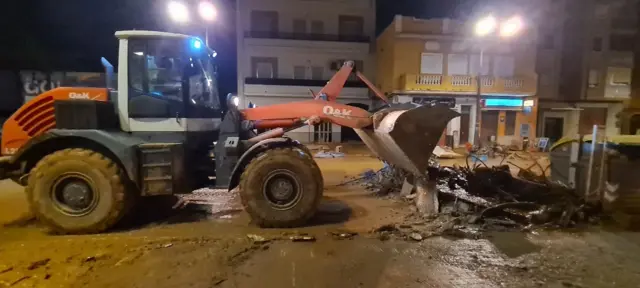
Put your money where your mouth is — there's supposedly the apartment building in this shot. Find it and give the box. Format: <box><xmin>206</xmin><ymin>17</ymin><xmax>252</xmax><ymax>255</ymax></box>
<box><xmin>536</xmin><ymin>0</ymin><xmax>633</xmax><ymax>142</ymax></box>
<box><xmin>236</xmin><ymin>0</ymin><xmax>376</xmax><ymax>143</ymax></box>
<box><xmin>376</xmin><ymin>15</ymin><xmax>538</xmax><ymax>147</ymax></box>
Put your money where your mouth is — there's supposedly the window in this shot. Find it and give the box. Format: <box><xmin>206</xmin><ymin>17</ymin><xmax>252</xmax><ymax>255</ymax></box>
<box><xmin>588</xmin><ymin>69</ymin><xmax>600</xmax><ymax>87</ymax></box>
<box><xmin>251</xmin><ymin>11</ymin><xmax>279</xmax><ymax>33</ymax></box>
<box><xmin>505</xmin><ymin>111</ymin><xmax>517</xmax><ymax>136</ymax></box>
<box><xmin>420</xmin><ymin>53</ymin><xmax>443</xmax><ymax>74</ymax></box>
<box><xmin>470</xmin><ymin>54</ymin><xmax>490</xmax><ymax>75</ymax></box>
<box><xmin>293</xmin><ymin>19</ymin><xmax>306</xmax><ymax>35</ymax></box>
<box><xmin>447</xmin><ymin>54</ymin><xmax>469</xmax><ymax>75</ymax></box>
<box><xmin>592</xmin><ymin>37</ymin><xmax>603</xmax><ymax>51</ymax></box>
<box><xmin>493</xmin><ymin>56</ymin><xmax>515</xmax><ymax>78</ymax></box>
<box><xmin>338</xmin><ymin>15</ymin><xmax>364</xmax><ymax>36</ymax></box>
<box><xmin>608</xmin><ymin>67</ymin><xmax>631</xmax><ymax>86</ymax></box>
<box><xmin>311</xmin><ymin>21</ymin><xmax>324</xmax><ymax>34</ymax></box>
<box><xmin>539</xmin><ymin>34</ymin><xmax>554</xmax><ymax>49</ymax></box>
<box><xmin>610</xmin><ymin>34</ymin><xmax>634</xmax><ymax>51</ymax></box>
<box><xmin>129</xmin><ymin>40</ymin><xmax>185</xmax><ymax>101</ymax></box>
<box><xmin>293</xmin><ymin>66</ymin><xmax>306</xmax><ymax>79</ymax></box>
<box><xmin>127</xmin><ymin>38</ymin><xmax>210</xmax><ymax>118</ymax></box>
<box><xmin>311</xmin><ymin>66</ymin><xmax>324</xmax><ymax>80</ymax></box>
<box><xmin>251</xmin><ymin>57</ymin><xmax>278</xmax><ymax>78</ymax></box>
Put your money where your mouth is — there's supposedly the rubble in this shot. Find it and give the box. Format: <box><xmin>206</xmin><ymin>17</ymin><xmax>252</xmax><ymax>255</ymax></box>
<box><xmin>246</xmin><ymin>234</ymin><xmax>270</xmax><ymax>244</ymax></box>
<box><xmin>314</xmin><ymin>151</ymin><xmax>345</xmax><ymax>158</ymax></box>
<box><xmin>360</xmin><ymin>153</ymin><xmax>602</xmax><ymax>239</ymax></box>
<box><xmin>289</xmin><ymin>234</ymin><xmax>316</xmax><ymax>242</ymax></box>
<box><xmin>433</xmin><ymin>146</ymin><xmax>463</xmax><ymax>159</ymax></box>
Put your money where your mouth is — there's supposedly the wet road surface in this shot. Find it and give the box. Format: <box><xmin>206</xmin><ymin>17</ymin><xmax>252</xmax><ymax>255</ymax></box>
<box><xmin>1</xmin><ymin>156</ymin><xmax>640</xmax><ymax>287</ymax></box>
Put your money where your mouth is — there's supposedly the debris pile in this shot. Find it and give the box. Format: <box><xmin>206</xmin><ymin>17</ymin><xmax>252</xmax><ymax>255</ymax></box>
<box><xmin>431</xmin><ymin>164</ymin><xmax>600</xmax><ymax>229</ymax></box>
<box><xmin>354</xmin><ymin>154</ymin><xmax>601</xmax><ymax>238</ymax></box>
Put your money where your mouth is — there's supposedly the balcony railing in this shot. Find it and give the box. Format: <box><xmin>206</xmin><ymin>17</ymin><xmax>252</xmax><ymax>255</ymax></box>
<box><xmin>400</xmin><ymin>74</ymin><xmax>537</xmax><ymax>96</ymax></box>
<box><xmin>245</xmin><ymin>77</ymin><xmax>367</xmax><ymax>88</ymax></box>
<box><xmin>245</xmin><ymin>31</ymin><xmax>370</xmax><ymax>43</ymax></box>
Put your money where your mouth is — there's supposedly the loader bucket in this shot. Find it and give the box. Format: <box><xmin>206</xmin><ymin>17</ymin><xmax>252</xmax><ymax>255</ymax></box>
<box><xmin>355</xmin><ymin>105</ymin><xmax>460</xmax><ymax>176</ymax></box>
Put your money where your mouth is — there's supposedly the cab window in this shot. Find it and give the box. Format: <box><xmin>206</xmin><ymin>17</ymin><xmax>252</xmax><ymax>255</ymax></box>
<box><xmin>128</xmin><ymin>38</ymin><xmax>186</xmax><ymax>118</ymax></box>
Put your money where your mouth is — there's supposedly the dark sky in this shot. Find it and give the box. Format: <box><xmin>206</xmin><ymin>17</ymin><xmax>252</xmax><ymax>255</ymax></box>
<box><xmin>0</xmin><ymin>0</ymin><xmax>480</xmax><ymax>96</ymax></box>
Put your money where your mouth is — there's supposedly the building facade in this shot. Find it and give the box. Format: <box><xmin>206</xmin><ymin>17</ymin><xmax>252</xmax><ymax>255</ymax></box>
<box><xmin>536</xmin><ymin>0</ymin><xmax>634</xmax><ymax>142</ymax></box>
<box><xmin>236</xmin><ymin>0</ymin><xmax>376</xmax><ymax>143</ymax></box>
<box><xmin>376</xmin><ymin>15</ymin><xmax>538</xmax><ymax>148</ymax></box>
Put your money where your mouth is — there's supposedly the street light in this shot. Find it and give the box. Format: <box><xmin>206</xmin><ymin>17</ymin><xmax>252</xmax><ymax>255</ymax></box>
<box><xmin>499</xmin><ymin>16</ymin><xmax>524</xmax><ymax>38</ymax></box>
<box><xmin>198</xmin><ymin>1</ymin><xmax>217</xmax><ymax>22</ymax></box>
<box><xmin>472</xmin><ymin>15</ymin><xmax>524</xmax><ymax>147</ymax></box>
<box><xmin>475</xmin><ymin>15</ymin><xmax>497</xmax><ymax>37</ymax></box>
<box><xmin>167</xmin><ymin>1</ymin><xmax>217</xmax><ymax>46</ymax></box>
<box><xmin>167</xmin><ymin>1</ymin><xmax>190</xmax><ymax>23</ymax></box>
<box><xmin>198</xmin><ymin>1</ymin><xmax>217</xmax><ymax>46</ymax></box>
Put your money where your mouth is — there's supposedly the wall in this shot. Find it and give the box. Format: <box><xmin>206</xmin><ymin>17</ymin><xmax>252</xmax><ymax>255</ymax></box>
<box><xmin>238</xmin><ymin>0</ymin><xmax>375</xmax><ymax>38</ymax></box>
<box><xmin>375</xmin><ymin>25</ymin><xmax>396</xmax><ymax>93</ymax></box>
<box><xmin>242</xmin><ymin>39</ymin><xmax>373</xmax><ymax>79</ymax></box>
<box><xmin>378</xmin><ymin>16</ymin><xmax>538</xmax><ymax>95</ymax></box>
<box><xmin>237</xmin><ymin>0</ymin><xmax>376</xmax><ymax>108</ymax></box>
<box><xmin>243</xmin><ymin>85</ymin><xmax>370</xmax><ymax>102</ymax></box>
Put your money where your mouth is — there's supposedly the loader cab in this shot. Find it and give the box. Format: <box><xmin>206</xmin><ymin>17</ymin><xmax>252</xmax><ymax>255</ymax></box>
<box><xmin>114</xmin><ymin>31</ymin><xmax>222</xmax><ymax>134</ymax></box>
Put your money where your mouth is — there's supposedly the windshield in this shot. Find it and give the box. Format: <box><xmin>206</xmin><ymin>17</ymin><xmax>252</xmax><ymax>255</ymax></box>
<box><xmin>129</xmin><ymin>37</ymin><xmax>220</xmax><ymax>109</ymax></box>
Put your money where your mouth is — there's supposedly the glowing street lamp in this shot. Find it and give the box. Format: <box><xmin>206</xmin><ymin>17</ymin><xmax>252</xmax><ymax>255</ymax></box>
<box><xmin>499</xmin><ymin>16</ymin><xmax>524</xmax><ymax>38</ymax></box>
<box><xmin>198</xmin><ymin>1</ymin><xmax>217</xmax><ymax>22</ymax></box>
<box><xmin>475</xmin><ymin>15</ymin><xmax>497</xmax><ymax>37</ymax></box>
<box><xmin>167</xmin><ymin>1</ymin><xmax>190</xmax><ymax>23</ymax></box>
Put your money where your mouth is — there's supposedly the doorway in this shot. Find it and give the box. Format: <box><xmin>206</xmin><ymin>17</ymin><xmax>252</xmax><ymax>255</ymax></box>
<box><xmin>544</xmin><ymin>117</ymin><xmax>564</xmax><ymax>143</ymax></box>
<box><xmin>459</xmin><ymin>105</ymin><xmax>471</xmax><ymax>144</ymax></box>
<box><xmin>481</xmin><ymin>110</ymin><xmax>499</xmax><ymax>144</ymax></box>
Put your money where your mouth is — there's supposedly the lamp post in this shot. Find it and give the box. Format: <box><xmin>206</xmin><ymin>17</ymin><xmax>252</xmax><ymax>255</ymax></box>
<box><xmin>198</xmin><ymin>1</ymin><xmax>217</xmax><ymax>46</ymax></box>
<box><xmin>167</xmin><ymin>1</ymin><xmax>217</xmax><ymax>46</ymax></box>
<box><xmin>472</xmin><ymin>15</ymin><xmax>523</xmax><ymax>147</ymax></box>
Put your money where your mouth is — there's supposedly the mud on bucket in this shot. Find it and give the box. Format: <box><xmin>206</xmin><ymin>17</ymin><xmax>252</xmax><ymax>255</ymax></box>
<box><xmin>355</xmin><ymin>105</ymin><xmax>459</xmax><ymax>176</ymax></box>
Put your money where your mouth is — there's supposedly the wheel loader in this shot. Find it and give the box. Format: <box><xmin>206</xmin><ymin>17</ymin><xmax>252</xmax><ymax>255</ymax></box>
<box><xmin>0</xmin><ymin>30</ymin><xmax>458</xmax><ymax>234</ymax></box>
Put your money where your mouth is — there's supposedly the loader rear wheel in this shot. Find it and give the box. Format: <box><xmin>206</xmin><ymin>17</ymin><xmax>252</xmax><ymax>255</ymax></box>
<box><xmin>240</xmin><ymin>147</ymin><xmax>323</xmax><ymax>228</ymax></box>
<box><xmin>26</xmin><ymin>148</ymin><xmax>133</xmax><ymax>234</ymax></box>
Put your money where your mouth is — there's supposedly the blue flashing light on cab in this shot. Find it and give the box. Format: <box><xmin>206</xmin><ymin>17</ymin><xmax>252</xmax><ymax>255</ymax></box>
<box><xmin>191</xmin><ymin>38</ymin><xmax>203</xmax><ymax>50</ymax></box>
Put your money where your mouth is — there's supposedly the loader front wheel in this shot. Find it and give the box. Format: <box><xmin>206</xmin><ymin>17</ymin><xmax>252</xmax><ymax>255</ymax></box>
<box><xmin>26</xmin><ymin>148</ymin><xmax>133</xmax><ymax>234</ymax></box>
<box><xmin>240</xmin><ymin>148</ymin><xmax>323</xmax><ymax>228</ymax></box>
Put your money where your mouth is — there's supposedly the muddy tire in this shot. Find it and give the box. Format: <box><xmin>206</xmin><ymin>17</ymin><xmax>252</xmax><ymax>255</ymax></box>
<box><xmin>240</xmin><ymin>147</ymin><xmax>323</xmax><ymax>228</ymax></box>
<box><xmin>26</xmin><ymin>148</ymin><xmax>134</xmax><ymax>234</ymax></box>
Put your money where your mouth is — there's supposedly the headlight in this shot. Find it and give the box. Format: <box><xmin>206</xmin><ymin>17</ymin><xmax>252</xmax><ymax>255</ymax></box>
<box><xmin>232</xmin><ymin>96</ymin><xmax>239</xmax><ymax>106</ymax></box>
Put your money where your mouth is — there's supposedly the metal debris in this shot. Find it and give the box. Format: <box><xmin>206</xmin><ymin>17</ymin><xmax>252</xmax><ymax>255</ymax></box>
<box><xmin>246</xmin><ymin>234</ymin><xmax>270</xmax><ymax>244</ymax></box>
<box><xmin>365</xmin><ymin>153</ymin><xmax>600</xmax><ymax>238</ymax></box>
<box><xmin>289</xmin><ymin>235</ymin><xmax>316</xmax><ymax>242</ymax></box>
<box><xmin>330</xmin><ymin>230</ymin><xmax>358</xmax><ymax>240</ymax></box>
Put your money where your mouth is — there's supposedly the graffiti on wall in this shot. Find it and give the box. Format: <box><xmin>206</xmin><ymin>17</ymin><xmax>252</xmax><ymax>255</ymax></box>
<box><xmin>20</xmin><ymin>71</ymin><xmax>103</xmax><ymax>103</ymax></box>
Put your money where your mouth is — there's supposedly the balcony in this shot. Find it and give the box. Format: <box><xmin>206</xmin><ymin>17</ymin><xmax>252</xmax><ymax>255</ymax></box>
<box><xmin>244</xmin><ymin>31</ymin><xmax>370</xmax><ymax>43</ymax></box>
<box><xmin>245</xmin><ymin>77</ymin><xmax>366</xmax><ymax>88</ymax></box>
<box><xmin>399</xmin><ymin>74</ymin><xmax>537</xmax><ymax>96</ymax></box>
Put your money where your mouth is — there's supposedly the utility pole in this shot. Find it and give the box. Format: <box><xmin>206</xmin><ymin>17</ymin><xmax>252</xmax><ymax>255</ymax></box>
<box><xmin>474</xmin><ymin>49</ymin><xmax>484</xmax><ymax>147</ymax></box>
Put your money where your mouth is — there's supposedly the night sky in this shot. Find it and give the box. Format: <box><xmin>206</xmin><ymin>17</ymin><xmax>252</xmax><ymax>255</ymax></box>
<box><xmin>0</xmin><ymin>0</ymin><xmax>483</xmax><ymax>97</ymax></box>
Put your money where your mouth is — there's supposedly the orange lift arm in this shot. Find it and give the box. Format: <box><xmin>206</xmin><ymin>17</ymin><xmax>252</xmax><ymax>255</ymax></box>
<box><xmin>240</xmin><ymin>61</ymin><xmax>389</xmax><ymax>131</ymax></box>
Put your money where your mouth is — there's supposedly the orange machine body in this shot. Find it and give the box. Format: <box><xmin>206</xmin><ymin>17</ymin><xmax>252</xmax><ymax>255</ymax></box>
<box><xmin>1</xmin><ymin>87</ymin><xmax>109</xmax><ymax>156</ymax></box>
<box><xmin>241</xmin><ymin>100</ymin><xmax>373</xmax><ymax>130</ymax></box>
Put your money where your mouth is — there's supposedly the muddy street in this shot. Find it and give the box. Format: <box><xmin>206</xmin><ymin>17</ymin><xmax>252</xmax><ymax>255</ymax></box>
<box><xmin>1</xmin><ymin>156</ymin><xmax>640</xmax><ymax>287</ymax></box>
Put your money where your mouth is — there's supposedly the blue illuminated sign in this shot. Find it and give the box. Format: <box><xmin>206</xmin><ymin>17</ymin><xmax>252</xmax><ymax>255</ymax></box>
<box><xmin>484</xmin><ymin>98</ymin><xmax>523</xmax><ymax>107</ymax></box>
